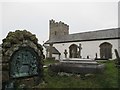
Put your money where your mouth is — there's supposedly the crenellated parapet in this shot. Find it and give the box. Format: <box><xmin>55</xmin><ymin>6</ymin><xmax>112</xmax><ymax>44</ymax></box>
<box><xmin>49</xmin><ymin>19</ymin><xmax>69</xmax><ymax>40</ymax></box>
<box><xmin>50</xmin><ymin>19</ymin><xmax>69</xmax><ymax>29</ymax></box>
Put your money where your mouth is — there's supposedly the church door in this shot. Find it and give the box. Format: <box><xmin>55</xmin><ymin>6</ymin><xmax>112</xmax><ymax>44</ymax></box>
<box><xmin>99</xmin><ymin>42</ymin><xmax>112</xmax><ymax>59</ymax></box>
<box><xmin>69</xmin><ymin>44</ymin><xmax>78</xmax><ymax>58</ymax></box>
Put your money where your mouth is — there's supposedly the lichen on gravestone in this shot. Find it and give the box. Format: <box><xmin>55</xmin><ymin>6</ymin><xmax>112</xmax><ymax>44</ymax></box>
<box><xmin>2</xmin><ymin>30</ymin><xmax>44</xmax><ymax>88</ymax></box>
<box><xmin>2</xmin><ymin>30</ymin><xmax>44</xmax><ymax>61</ymax></box>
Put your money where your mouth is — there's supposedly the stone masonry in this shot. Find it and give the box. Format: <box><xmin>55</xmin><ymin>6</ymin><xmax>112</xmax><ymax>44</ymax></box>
<box><xmin>2</xmin><ymin>30</ymin><xmax>44</xmax><ymax>88</ymax></box>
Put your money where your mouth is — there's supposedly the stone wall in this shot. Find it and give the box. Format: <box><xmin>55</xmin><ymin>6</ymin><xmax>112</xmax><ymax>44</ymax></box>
<box><xmin>53</xmin><ymin>39</ymin><xmax>118</xmax><ymax>60</ymax></box>
<box><xmin>2</xmin><ymin>30</ymin><xmax>44</xmax><ymax>88</ymax></box>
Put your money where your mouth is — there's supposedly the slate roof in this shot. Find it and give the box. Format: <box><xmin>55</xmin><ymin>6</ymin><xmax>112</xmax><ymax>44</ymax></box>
<box><xmin>44</xmin><ymin>46</ymin><xmax>61</xmax><ymax>54</ymax></box>
<box><xmin>45</xmin><ymin>28</ymin><xmax>120</xmax><ymax>44</ymax></box>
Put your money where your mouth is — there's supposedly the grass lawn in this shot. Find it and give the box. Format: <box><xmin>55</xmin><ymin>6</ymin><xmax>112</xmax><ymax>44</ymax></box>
<box><xmin>35</xmin><ymin>59</ymin><xmax>119</xmax><ymax>88</ymax></box>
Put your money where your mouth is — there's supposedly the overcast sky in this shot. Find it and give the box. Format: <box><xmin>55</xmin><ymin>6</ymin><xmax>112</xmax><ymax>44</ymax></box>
<box><xmin>1</xmin><ymin>1</ymin><xmax>118</xmax><ymax>44</ymax></box>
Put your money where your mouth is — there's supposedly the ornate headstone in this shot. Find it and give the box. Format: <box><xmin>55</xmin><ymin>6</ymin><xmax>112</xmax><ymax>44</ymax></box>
<box><xmin>2</xmin><ymin>30</ymin><xmax>44</xmax><ymax>88</ymax></box>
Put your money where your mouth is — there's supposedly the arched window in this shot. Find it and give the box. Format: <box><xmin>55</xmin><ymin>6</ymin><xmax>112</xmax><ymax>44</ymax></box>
<box><xmin>99</xmin><ymin>42</ymin><xmax>112</xmax><ymax>59</ymax></box>
<box><xmin>69</xmin><ymin>44</ymin><xmax>78</xmax><ymax>58</ymax></box>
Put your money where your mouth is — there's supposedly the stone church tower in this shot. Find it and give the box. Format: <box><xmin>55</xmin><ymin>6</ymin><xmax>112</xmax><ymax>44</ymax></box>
<box><xmin>49</xmin><ymin>19</ymin><xmax>69</xmax><ymax>40</ymax></box>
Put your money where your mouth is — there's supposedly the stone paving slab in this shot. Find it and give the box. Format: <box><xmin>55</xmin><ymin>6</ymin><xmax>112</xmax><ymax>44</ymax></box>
<box><xmin>60</xmin><ymin>61</ymin><xmax>98</xmax><ymax>65</ymax></box>
<box><xmin>62</xmin><ymin>58</ymin><xmax>94</xmax><ymax>61</ymax></box>
<box><xmin>61</xmin><ymin>58</ymin><xmax>98</xmax><ymax>65</ymax></box>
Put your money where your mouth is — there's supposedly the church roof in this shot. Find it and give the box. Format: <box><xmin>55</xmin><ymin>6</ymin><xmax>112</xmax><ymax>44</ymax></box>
<box><xmin>44</xmin><ymin>46</ymin><xmax>61</xmax><ymax>54</ymax></box>
<box><xmin>45</xmin><ymin>28</ymin><xmax>120</xmax><ymax>44</ymax></box>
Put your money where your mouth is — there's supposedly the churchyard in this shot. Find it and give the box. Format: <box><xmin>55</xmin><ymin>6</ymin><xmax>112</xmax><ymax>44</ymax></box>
<box><xmin>1</xmin><ymin>30</ymin><xmax>119</xmax><ymax>89</ymax></box>
<box><xmin>35</xmin><ymin>59</ymin><xmax>119</xmax><ymax>88</ymax></box>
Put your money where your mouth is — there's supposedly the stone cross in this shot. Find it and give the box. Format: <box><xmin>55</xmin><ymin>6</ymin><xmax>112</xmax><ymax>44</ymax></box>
<box><xmin>49</xmin><ymin>43</ymin><xmax>53</xmax><ymax>58</ymax></box>
<box><xmin>78</xmin><ymin>44</ymin><xmax>82</xmax><ymax>58</ymax></box>
<box><xmin>64</xmin><ymin>49</ymin><xmax>68</xmax><ymax>58</ymax></box>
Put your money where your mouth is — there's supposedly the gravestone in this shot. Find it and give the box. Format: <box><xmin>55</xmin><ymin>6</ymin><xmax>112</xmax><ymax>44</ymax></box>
<box><xmin>49</xmin><ymin>58</ymin><xmax>105</xmax><ymax>76</ymax></box>
<box><xmin>2</xmin><ymin>30</ymin><xmax>44</xmax><ymax>89</ymax></box>
<box><xmin>114</xmin><ymin>49</ymin><xmax>120</xmax><ymax>59</ymax></box>
<box><xmin>114</xmin><ymin>49</ymin><xmax>120</xmax><ymax>67</ymax></box>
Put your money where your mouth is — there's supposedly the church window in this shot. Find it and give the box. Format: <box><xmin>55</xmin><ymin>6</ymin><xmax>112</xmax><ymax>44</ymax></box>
<box><xmin>99</xmin><ymin>42</ymin><xmax>112</xmax><ymax>59</ymax></box>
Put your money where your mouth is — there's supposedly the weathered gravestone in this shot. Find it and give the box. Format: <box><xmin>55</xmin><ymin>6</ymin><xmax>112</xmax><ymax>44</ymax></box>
<box><xmin>2</xmin><ymin>30</ymin><xmax>44</xmax><ymax>89</ymax></box>
<box><xmin>114</xmin><ymin>49</ymin><xmax>120</xmax><ymax>68</ymax></box>
<box><xmin>49</xmin><ymin>58</ymin><xmax>105</xmax><ymax>77</ymax></box>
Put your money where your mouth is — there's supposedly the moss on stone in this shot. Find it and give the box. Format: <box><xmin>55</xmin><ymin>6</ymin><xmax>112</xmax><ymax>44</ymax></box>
<box><xmin>2</xmin><ymin>30</ymin><xmax>43</xmax><ymax>60</ymax></box>
<box><xmin>2</xmin><ymin>30</ymin><xmax>44</xmax><ymax>84</ymax></box>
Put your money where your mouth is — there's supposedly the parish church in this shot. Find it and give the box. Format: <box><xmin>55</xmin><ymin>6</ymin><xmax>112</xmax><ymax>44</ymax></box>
<box><xmin>44</xmin><ymin>19</ymin><xmax>120</xmax><ymax>60</ymax></box>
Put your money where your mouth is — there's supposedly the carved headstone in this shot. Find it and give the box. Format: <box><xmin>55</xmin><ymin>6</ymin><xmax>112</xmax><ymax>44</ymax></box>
<box><xmin>2</xmin><ymin>30</ymin><xmax>44</xmax><ymax>89</ymax></box>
